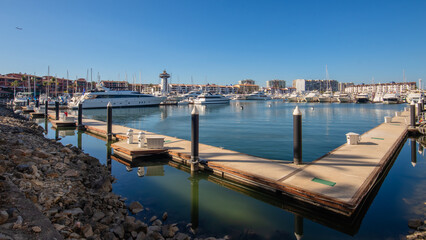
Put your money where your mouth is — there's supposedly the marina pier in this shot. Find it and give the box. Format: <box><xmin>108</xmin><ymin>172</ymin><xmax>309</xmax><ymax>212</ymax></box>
<box><xmin>45</xmin><ymin>107</ymin><xmax>412</xmax><ymax>217</ymax></box>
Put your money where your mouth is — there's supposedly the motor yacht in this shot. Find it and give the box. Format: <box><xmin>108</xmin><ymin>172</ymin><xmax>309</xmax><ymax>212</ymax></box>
<box><xmin>193</xmin><ymin>93</ymin><xmax>230</xmax><ymax>105</ymax></box>
<box><xmin>245</xmin><ymin>91</ymin><xmax>271</xmax><ymax>100</ymax></box>
<box><xmin>68</xmin><ymin>87</ymin><xmax>166</xmax><ymax>109</ymax></box>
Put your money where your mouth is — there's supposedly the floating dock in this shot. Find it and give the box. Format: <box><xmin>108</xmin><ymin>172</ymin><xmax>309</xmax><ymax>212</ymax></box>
<box><xmin>61</xmin><ymin>110</ymin><xmax>410</xmax><ymax>216</ymax></box>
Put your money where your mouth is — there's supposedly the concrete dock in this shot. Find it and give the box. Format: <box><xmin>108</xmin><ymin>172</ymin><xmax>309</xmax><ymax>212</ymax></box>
<box><xmin>50</xmin><ymin>110</ymin><xmax>410</xmax><ymax>216</ymax></box>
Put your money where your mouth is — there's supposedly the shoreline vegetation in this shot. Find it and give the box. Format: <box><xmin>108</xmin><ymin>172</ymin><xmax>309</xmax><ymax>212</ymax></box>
<box><xmin>0</xmin><ymin>105</ymin><xmax>227</xmax><ymax>240</ymax></box>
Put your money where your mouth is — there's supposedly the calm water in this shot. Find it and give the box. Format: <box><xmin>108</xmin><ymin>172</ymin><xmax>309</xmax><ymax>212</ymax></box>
<box><xmin>39</xmin><ymin>101</ymin><xmax>425</xmax><ymax>239</ymax></box>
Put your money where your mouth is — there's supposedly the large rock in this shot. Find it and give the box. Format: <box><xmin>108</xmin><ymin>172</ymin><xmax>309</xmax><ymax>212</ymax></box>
<box><xmin>162</xmin><ymin>224</ymin><xmax>179</xmax><ymax>238</ymax></box>
<box><xmin>63</xmin><ymin>208</ymin><xmax>84</xmax><ymax>216</ymax></box>
<box><xmin>63</xmin><ymin>169</ymin><xmax>79</xmax><ymax>177</ymax></box>
<box><xmin>82</xmin><ymin>223</ymin><xmax>94</xmax><ymax>238</ymax></box>
<box><xmin>92</xmin><ymin>211</ymin><xmax>106</xmax><ymax>222</ymax></box>
<box><xmin>0</xmin><ymin>210</ymin><xmax>9</xmax><ymax>224</ymax></box>
<box><xmin>408</xmin><ymin>219</ymin><xmax>423</xmax><ymax>229</ymax></box>
<box><xmin>129</xmin><ymin>201</ymin><xmax>144</xmax><ymax>214</ymax></box>
<box><xmin>113</xmin><ymin>225</ymin><xmax>125</xmax><ymax>239</ymax></box>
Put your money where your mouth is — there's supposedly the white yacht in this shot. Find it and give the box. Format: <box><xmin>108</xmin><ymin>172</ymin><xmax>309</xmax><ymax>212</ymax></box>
<box><xmin>337</xmin><ymin>93</ymin><xmax>351</xmax><ymax>103</ymax></box>
<box><xmin>382</xmin><ymin>93</ymin><xmax>400</xmax><ymax>104</ymax></box>
<box><xmin>245</xmin><ymin>91</ymin><xmax>271</xmax><ymax>100</ymax></box>
<box><xmin>287</xmin><ymin>92</ymin><xmax>300</xmax><ymax>102</ymax></box>
<box><xmin>193</xmin><ymin>92</ymin><xmax>230</xmax><ymax>105</ymax></box>
<box><xmin>68</xmin><ymin>87</ymin><xmax>166</xmax><ymax>109</ymax></box>
<box><xmin>183</xmin><ymin>90</ymin><xmax>202</xmax><ymax>99</ymax></box>
<box><xmin>406</xmin><ymin>91</ymin><xmax>425</xmax><ymax>103</ymax></box>
<box><xmin>303</xmin><ymin>91</ymin><xmax>319</xmax><ymax>102</ymax></box>
<box><xmin>356</xmin><ymin>93</ymin><xmax>370</xmax><ymax>103</ymax></box>
<box><xmin>318</xmin><ymin>91</ymin><xmax>333</xmax><ymax>103</ymax></box>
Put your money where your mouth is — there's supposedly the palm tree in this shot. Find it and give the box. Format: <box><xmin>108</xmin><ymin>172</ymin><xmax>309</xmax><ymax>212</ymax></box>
<box><xmin>11</xmin><ymin>80</ymin><xmax>20</xmax><ymax>98</ymax></box>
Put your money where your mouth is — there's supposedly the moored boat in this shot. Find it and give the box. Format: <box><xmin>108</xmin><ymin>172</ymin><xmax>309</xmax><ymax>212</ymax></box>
<box><xmin>193</xmin><ymin>92</ymin><xmax>230</xmax><ymax>105</ymax></box>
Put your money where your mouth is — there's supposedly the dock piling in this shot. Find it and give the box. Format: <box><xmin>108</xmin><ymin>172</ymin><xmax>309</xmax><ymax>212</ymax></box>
<box><xmin>26</xmin><ymin>99</ymin><xmax>29</xmax><ymax>106</ymax></box>
<box><xmin>294</xmin><ymin>214</ymin><xmax>304</xmax><ymax>240</ymax></box>
<box><xmin>44</xmin><ymin>101</ymin><xmax>48</xmax><ymax>118</ymax></box>
<box><xmin>411</xmin><ymin>138</ymin><xmax>417</xmax><ymax>167</ymax></box>
<box><xmin>420</xmin><ymin>99</ymin><xmax>425</xmax><ymax>112</ymax></box>
<box><xmin>55</xmin><ymin>101</ymin><xmax>59</xmax><ymax>120</ymax></box>
<box><xmin>35</xmin><ymin>100</ymin><xmax>39</xmax><ymax>108</ymax></box>
<box><xmin>293</xmin><ymin>106</ymin><xmax>302</xmax><ymax>165</ymax></box>
<box><xmin>417</xmin><ymin>102</ymin><xmax>422</xmax><ymax>119</ymax></box>
<box><xmin>410</xmin><ymin>102</ymin><xmax>416</xmax><ymax>127</ymax></box>
<box><xmin>107</xmin><ymin>102</ymin><xmax>112</xmax><ymax>141</ymax></box>
<box><xmin>78</xmin><ymin>103</ymin><xmax>83</xmax><ymax>130</ymax></box>
<box><xmin>191</xmin><ymin>107</ymin><xmax>199</xmax><ymax>172</ymax></box>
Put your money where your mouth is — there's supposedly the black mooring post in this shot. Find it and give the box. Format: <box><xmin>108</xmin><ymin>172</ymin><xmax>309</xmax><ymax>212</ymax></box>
<box><xmin>190</xmin><ymin>173</ymin><xmax>199</xmax><ymax>232</ymax></box>
<box><xmin>44</xmin><ymin>100</ymin><xmax>48</xmax><ymax>118</ymax></box>
<box><xmin>191</xmin><ymin>107</ymin><xmax>199</xmax><ymax>172</ymax></box>
<box><xmin>293</xmin><ymin>106</ymin><xmax>302</xmax><ymax>165</ymax></box>
<box><xmin>55</xmin><ymin>101</ymin><xmax>59</xmax><ymax>120</ymax></box>
<box><xmin>411</xmin><ymin>138</ymin><xmax>417</xmax><ymax>167</ymax></box>
<box><xmin>294</xmin><ymin>214</ymin><xmax>304</xmax><ymax>240</ymax></box>
<box><xmin>35</xmin><ymin>99</ymin><xmax>39</xmax><ymax>108</ymax></box>
<box><xmin>77</xmin><ymin>130</ymin><xmax>82</xmax><ymax>150</ymax></box>
<box><xmin>410</xmin><ymin>102</ymin><xmax>416</xmax><ymax>127</ymax></box>
<box><xmin>420</xmin><ymin>98</ymin><xmax>424</xmax><ymax>112</ymax></box>
<box><xmin>78</xmin><ymin>103</ymin><xmax>83</xmax><ymax>130</ymax></box>
<box><xmin>26</xmin><ymin>99</ymin><xmax>29</xmax><ymax>106</ymax></box>
<box><xmin>107</xmin><ymin>102</ymin><xmax>112</xmax><ymax>141</ymax></box>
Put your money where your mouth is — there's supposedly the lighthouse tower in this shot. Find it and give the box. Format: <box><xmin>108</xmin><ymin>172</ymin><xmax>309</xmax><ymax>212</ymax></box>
<box><xmin>159</xmin><ymin>70</ymin><xmax>170</xmax><ymax>95</ymax></box>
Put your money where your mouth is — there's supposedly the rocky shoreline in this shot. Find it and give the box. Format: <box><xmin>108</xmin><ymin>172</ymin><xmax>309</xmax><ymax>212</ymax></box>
<box><xmin>0</xmin><ymin>106</ymin><xmax>226</xmax><ymax>240</ymax></box>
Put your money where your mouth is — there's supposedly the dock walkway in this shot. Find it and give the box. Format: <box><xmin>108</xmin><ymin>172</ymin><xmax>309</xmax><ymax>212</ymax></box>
<box><xmin>70</xmin><ymin>111</ymin><xmax>408</xmax><ymax>216</ymax></box>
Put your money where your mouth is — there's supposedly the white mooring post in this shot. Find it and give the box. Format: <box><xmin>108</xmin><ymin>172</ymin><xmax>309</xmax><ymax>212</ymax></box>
<box><xmin>138</xmin><ymin>132</ymin><xmax>145</xmax><ymax>148</ymax></box>
<box><xmin>127</xmin><ymin>129</ymin><xmax>134</xmax><ymax>144</ymax></box>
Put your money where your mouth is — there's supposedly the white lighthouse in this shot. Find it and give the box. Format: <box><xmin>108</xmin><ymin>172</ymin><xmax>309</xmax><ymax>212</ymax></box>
<box><xmin>159</xmin><ymin>70</ymin><xmax>170</xmax><ymax>96</ymax></box>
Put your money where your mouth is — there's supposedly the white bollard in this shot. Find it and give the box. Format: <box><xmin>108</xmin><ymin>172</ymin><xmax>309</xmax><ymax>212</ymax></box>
<box><xmin>138</xmin><ymin>132</ymin><xmax>145</xmax><ymax>148</ymax></box>
<box><xmin>127</xmin><ymin>129</ymin><xmax>134</xmax><ymax>144</ymax></box>
<box><xmin>395</xmin><ymin>111</ymin><xmax>401</xmax><ymax>117</ymax></box>
<box><xmin>384</xmin><ymin>116</ymin><xmax>392</xmax><ymax>123</ymax></box>
<box><xmin>346</xmin><ymin>132</ymin><xmax>361</xmax><ymax>145</ymax></box>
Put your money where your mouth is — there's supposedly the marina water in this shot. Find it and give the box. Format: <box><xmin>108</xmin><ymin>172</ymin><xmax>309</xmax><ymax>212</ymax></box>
<box><xmin>41</xmin><ymin>101</ymin><xmax>425</xmax><ymax>239</ymax></box>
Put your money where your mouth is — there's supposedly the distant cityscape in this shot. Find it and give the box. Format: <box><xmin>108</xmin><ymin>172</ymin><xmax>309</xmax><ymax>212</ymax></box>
<box><xmin>0</xmin><ymin>71</ymin><xmax>419</xmax><ymax>99</ymax></box>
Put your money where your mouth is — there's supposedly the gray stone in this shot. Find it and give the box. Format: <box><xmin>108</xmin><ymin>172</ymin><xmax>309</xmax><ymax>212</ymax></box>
<box><xmin>162</xmin><ymin>212</ymin><xmax>168</xmax><ymax>221</ymax></box>
<box><xmin>148</xmin><ymin>225</ymin><xmax>161</xmax><ymax>232</ymax></box>
<box><xmin>63</xmin><ymin>169</ymin><xmax>79</xmax><ymax>177</ymax></box>
<box><xmin>63</xmin><ymin>207</ymin><xmax>84</xmax><ymax>216</ymax></box>
<box><xmin>408</xmin><ymin>219</ymin><xmax>423</xmax><ymax>229</ymax></box>
<box><xmin>134</xmin><ymin>220</ymin><xmax>148</xmax><ymax>233</ymax></box>
<box><xmin>0</xmin><ymin>210</ymin><xmax>8</xmax><ymax>224</ymax></box>
<box><xmin>162</xmin><ymin>224</ymin><xmax>179</xmax><ymax>238</ymax></box>
<box><xmin>16</xmin><ymin>164</ymin><xmax>32</xmax><ymax>174</ymax></box>
<box><xmin>146</xmin><ymin>231</ymin><xmax>165</xmax><ymax>240</ymax></box>
<box><xmin>136</xmin><ymin>231</ymin><xmax>146</xmax><ymax>240</ymax></box>
<box><xmin>150</xmin><ymin>216</ymin><xmax>157</xmax><ymax>222</ymax></box>
<box><xmin>32</xmin><ymin>226</ymin><xmax>42</xmax><ymax>233</ymax></box>
<box><xmin>129</xmin><ymin>201</ymin><xmax>144</xmax><ymax>214</ymax></box>
<box><xmin>113</xmin><ymin>225</ymin><xmax>125</xmax><ymax>239</ymax></box>
<box><xmin>13</xmin><ymin>216</ymin><xmax>23</xmax><ymax>229</ymax></box>
<box><xmin>104</xmin><ymin>232</ymin><xmax>118</xmax><ymax>240</ymax></box>
<box><xmin>153</xmin><ymin>219</ymin><xmax>162</xmax><ymax>226</ymax></box>
<box><xmin>92</xmin><ymin>211</ymin><xmax>106</xmax><ymax>222</ymax></box>
<box><xmin>82</xmin><ymin>223</ymin><xmax>94</xmax><ymax>238</ymax></box>
<box><xmin>174</xmin><ymin>233</ymin><xmax>191</xmax><ymax>240</ymax></box>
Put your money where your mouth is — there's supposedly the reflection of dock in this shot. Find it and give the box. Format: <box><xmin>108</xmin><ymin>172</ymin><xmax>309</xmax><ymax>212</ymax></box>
<box><xmin>81</xmin><ymin>111</ymin><xmax>409</xmax><ymax>216</ymax></box>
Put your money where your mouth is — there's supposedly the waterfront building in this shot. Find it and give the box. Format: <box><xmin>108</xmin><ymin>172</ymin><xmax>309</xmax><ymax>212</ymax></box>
<box><xmin>238</xmin><ymin>79</ymin><xmax>256</xmax><ymax>85</ymax></box>
<box><xmin>234</xmin><ymin>83</ymin><xmax>259</xmax><ymax>94</ymax></box>
<box><xmin>344</xmin><ymin>82</ymin><xmax>417</xmax><ymax>94</ymax></box>
<box><xmin>266</xmin><ymin>80</ymin><xmax>286</xmax><ymax>88</ymax></box>
<box><xmin>293</xmin><ymin>79</ymin><xmax>339</xmax><ymax>93</ymax></box>
<box><xmin>338</xmin><ymin>82</ymin><xmax>354</xmax><ymax>92</ymax></box>
<box><xmin>100</xmin><ymin>80</ymin><xmax>129</xmax><ymax>91</ymax></box>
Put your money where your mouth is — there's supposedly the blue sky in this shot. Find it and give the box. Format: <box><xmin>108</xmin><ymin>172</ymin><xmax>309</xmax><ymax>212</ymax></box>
<box><xmin>1</xmin><ymin>0</ymin><xmax>425</xmax><ymax>86</ymax></box>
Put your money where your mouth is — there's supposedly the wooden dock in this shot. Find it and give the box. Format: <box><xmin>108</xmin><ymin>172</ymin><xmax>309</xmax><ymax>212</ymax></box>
<box><xmin>62</xmin><ymin>110</ymin><xmax>409</xmax><ymax>216</ymax></box>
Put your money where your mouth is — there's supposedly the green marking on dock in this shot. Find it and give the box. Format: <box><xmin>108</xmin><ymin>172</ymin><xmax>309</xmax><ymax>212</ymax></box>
<box><xmin>371</xmin><ymin>137</ymin><xmax>385</xmax><ymax>140</ymax></box>
<box><xmin>164</xmin><ymin>140</ymin><xmax>172</xmax><ymax>143</ymax></box>
<box><xmin>389</xmin><ymin>123</ymin><xmax>401</xmax><ymax>126</ymax></box>
<box><xmin>312</xmin><ymin>177</ymin><xmax>336</xmax><ymax>187</ymax></box>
